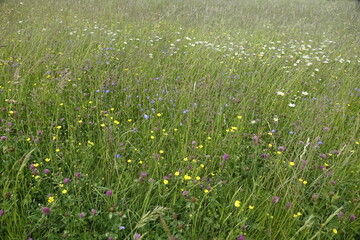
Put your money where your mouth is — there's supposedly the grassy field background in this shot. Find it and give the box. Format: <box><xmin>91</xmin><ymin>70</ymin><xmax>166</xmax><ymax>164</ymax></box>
<box><xmin>1</xmin><ymin>0</ymin><xmax>360</xmax><ymax>239</ymax></box>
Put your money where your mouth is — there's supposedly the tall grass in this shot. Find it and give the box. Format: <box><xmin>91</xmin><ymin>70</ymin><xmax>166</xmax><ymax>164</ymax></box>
<box><xmin>0</xmin><ymin>0</ymin><xmax>360</xmax><ymax>239</ymax></box>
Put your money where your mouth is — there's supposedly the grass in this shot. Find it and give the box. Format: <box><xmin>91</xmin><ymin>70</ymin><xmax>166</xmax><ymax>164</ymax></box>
<box><xmin>0</xmin><ymin>0</ymin><xmax>360</xmax><ymax>239</ymax></box>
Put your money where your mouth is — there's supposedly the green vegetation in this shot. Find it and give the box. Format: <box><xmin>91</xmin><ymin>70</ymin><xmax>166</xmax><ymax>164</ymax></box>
<box><xmin>0</xmin><ymin>0</ymin><xmax>359</xmax><ymax>239</ymax></box>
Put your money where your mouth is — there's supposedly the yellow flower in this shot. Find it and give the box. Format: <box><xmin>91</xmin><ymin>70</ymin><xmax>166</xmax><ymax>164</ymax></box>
<box><xmin>163</xmin><ymin>179</ymin><xmax>169</xmax><ymax>185</ymax></box>
<box><xmin>204</xmin><ymin>189</ymin><xmax>209</xmax><ymax>193</ymax></box>
<box><xmin>45</xmin><ymin>158</ymin><xmax>51</xmax><ymax>162</ymax></box>
<box><xmin>184</xmin><ymin>174</ymin><xmax>192</xmax><ymax>180</ymax></box>
<box><xmin>55</xmin><ymin>148</ymin><xmax>60</xmax><ymax>152</ymax></box>
<box><xmin>62</xmin><ymin>189</ymin><xmax>68</xmax><ymax>194</ymax></box>
<box><xmin>159</xmin><ymin>150</ymin><xmax>164</xmax><ymax>154</ymax></box>
<box><xmin>150</xmin><ymin>136</ymin><xmax>155</xmax><ymax>139</ymax></box>
<box><xmin>248</xmin><ymin>205</ymin><xmax>254</xmax><ymax>210</ymax></box>
<box><xmin>237</xmin><ymin>115</ymin><xmax>242</xmax><ymax>119</ymax></box>
<box><xmin>56</xmin><ymin>126</ymin><xmax>62</xmax><ymax>129</ymax></box>
<box><xmin>114</xmin><ymin>120</ymin><xmax>120</xmax><ymax>125</ymax></box>
<box><xmin>156</xmin><ymin>113</ymin><xmax>162</xmax><ymax>117</ymax></box>
<box><xmin>332</xmin><ymin>229</ymin><xmax>338</xmax><ymax>234</ymax></box>
<box><xmin>195</xmin><ymin>176</ymin><xmax>201</xmax><ymax>180</ymax></box>
<box><xmin>234</xmin><ymin>200</ymin><xmax>241</xmax><ymax>208</ymax></box>
<box><xmin>289</xmin><ymin>162</ymin><xmax>295</xmax><ymax>166</ymax></box>
<box><xmin>48</xmin><ymin>196</ymin><xmax>55</xmax><ymax>203</ymax></box>
<box><xmin>175</xmin><ymin>171</ymin><xmax>180</xmax><ymax>176</ymax></box>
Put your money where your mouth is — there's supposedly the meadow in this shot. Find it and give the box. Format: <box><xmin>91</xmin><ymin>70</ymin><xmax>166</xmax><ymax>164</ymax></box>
<box><xmin>0</xmin><ymin>0</ymin><xmax>360</xmax><ymax>239</ymax></box>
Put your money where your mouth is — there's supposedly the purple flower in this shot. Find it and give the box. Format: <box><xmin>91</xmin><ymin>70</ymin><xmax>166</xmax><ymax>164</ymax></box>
<box><xmin>0</xmin><ymin>209</ymin><xmax>4</xmax><ymax>217</ymax></box>
<box><xmin>320</xmin><ymin>154</ymin><xmax>326</xmax><ymax>159</ymax></box>
<box><xmin>43</xmin><ymin>169</ymin><xmax>50</xmax><ymax>174</ymax></box>
<box><xmin>285</xmin><ymin>202</ymin><xmax>292</xmax><ymax>209</ymax></box>
<box><xmin>237</xmin><ymin>235</ymin><xmax>246</xmax><ymax>240</ymax></box>
<box><xmin>75</xmin><ymin>172</ymin><xmax>82</xmax><ymax>178</ymax></box>
<box><xmin>272</xmin><ymin>196</ymin><xmax>280</xmax><ymax>204</ymax></box>
<box><xmin>140</xmin><ymin>172</ymin><xmax>148</xmax><ymax>178</ymax></box>
<box><xmin>78</xmin><ymin>212</ymin><xmax>86</xmax><ymax>218</ymax></box>
<box><xmin>222</xmin><ymin>153</ymin><xmax>229</xmax><ymax>161</ymax></box>
<box><xmin>133</xmin><ymin>233</ymin><xmax>141</xmax><ymax>240</ymax></box>
<box><xmin>42</xmin><ymin>207</ymin><xmax>51</xmax><ymax>215</ymax></box>
<box><xmin>29</xmin><ymin>163</ymin><xmax>36</xmax><ymax>170</ymax></box>
<box><xmin>349</xmin><ymin>214</ymin><xmax>356</xmax><ymax>222</ymax></box>
<box><xmin>337</xmin><ymin>211</ymin><xmax>345</xmax><ymax>221</ymax></box>
<box><xmin>182</xmin><ymin>191</ymin><xmax>189</xmax><ymax>197</ymax></box>
<box><xmin>63</xmin><ymin>178</ymin><xmax>70</xmax><ymax>184</ymax></box>
<box><xmin>1</xmin><ymin>136</ymin><xmax>6</xmax><ymax>141</ymax></box>
<box><xmin>91</xmin><ymin>209</ymin><xmax>97</xmax><ymax>215</ymax></box>
<box><xmin>278</xmin><ymin>146</ymin><xmax>286</xmax><ymax>151</ymax></box>
<box><xmin>119</xmin><ymin>226</ymin><xmax>125</xmax><ymax>230</ymax></box>
<box><xmin>105</xmin><ymin>190</ymin><xmax>113</xmax><ymax>196</ymax></box>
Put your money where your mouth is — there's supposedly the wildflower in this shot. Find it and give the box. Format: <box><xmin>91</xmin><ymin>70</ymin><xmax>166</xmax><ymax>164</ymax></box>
<box><xmin>184</xmin><ymin>174</ymin><xmax>192</xmax><ymax>180</ymax></box>
<box><xmin>0</xmin><ymin>209</ymin><xmax>4</xmax><ymax>217</ymax></box>
<box><xmin>44</xmin><ymin>169</ymin><xmax>50</xmax><ymax>174</ymax></box>
<box><xmin>119</xmin><ymin>226</ymin><xmax>125</xmax><ymax>230</ymax></box>
<box><xmin>163</xmin><ymin>179</ymin><xmax>169</xmax><ymax>185</ymax></box>
<box><xmin>91</xmin><ymin>209</ymin><xmax>97</xmax><ymax>215</ymax></box>
<box><xmin>105</xmin><ymin>190</ymin><xmax>113</xmax><ymax>196</ymax></box>
<box><xmin>234</xmin><ymin>200</ymin><xmax>241</xmax><ymax>208</ymax></box>
<box><xmin>48</xmin><ymin>196</ymin><xmax>55</xmax><ymax>203</ymax></box>
<box><xmin>272</xmin><ymin>196</ymin><xmax>280</xmax><ymax>204</ymax></box>
<box><xmin>337</xmin><ymin>211</ymin><xmax>345</xmax><ymax>221</ymax></box>
<box><xmin>289</xmin><ymin>162</ymin><xmax>295</xmax><ymax>166</ymax></box>
<box><xmin>288</xmin><ymin>103</ymin><xmax>296</xmax><ymax>107</ymax></box>
<box><xmin>301</xmin><ymin>91</ymin><xmax>309</xmax><ymax>96</ymax></box>
<box><xmin>237</xmin><ymin>115</ymin><xmax>242</xmax><ymax>119</ymax></box>
<box><xmin>222</xmin><ymin>153</ymin><xmax>229</xmax><ymax>161</ymax></box>
<box><xmin>237</xmin><ymin>235</ymin><xmax>246</xmax><ymax>240</ymax></box>
<box><xmin>248</xmin><ymin>205</ymin><xmax>254</xmax><ymax>210</ymax></box>
<box><xmin>349</xmin><ymin>214</ymin><xmax>356</xmax><ymax>221</ymax></box>
<box><xmin>133</xmin><ymin>233</ymin><xmax>141</xmax><ymax>240</ymax></box>
<box><xmin>332</xmin><ymin>229</ymin><xmax>338</xmax><ymax>234</ymax></box>
<box><xmin>182</xmin><ymin>191</ymin><xmax>189</xmax><ymax>197</ymax></box>
<box><xmin>78</xmin><ymin>212</ymin><xmax>86</xmax><ymax>218</ymax></box>
<box><xmin>75</xmin><ymin>172</ymin><xmax>82</xmax><ymax>178</ymax></box>
<box><xmin>278</xmin><ymin>146</ymin><xmax>286</xmax><ymax>151</ymax></box>
<box><xmin>62</xmin><ymin>189</ymin><xmax>68</xmax><ymax>194</ymax></box>
<box><xmin>1</xmin><ymin>136</ymin><xmax>6</xmax><ymax>141</ymax></box>
<box><xmin>63</xmin><ymin>178</ymin><xmax>70</xmax><ymax>184</ymax></box>
<box><xmin>276</xmin><ymin>91</ymin><xmax>285</xmax><ymax>96</ymax></box>
<box><xmin>41</xmin><ymin>207</ymin><xmax>51</xmax><ymax>215</ymax></box>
